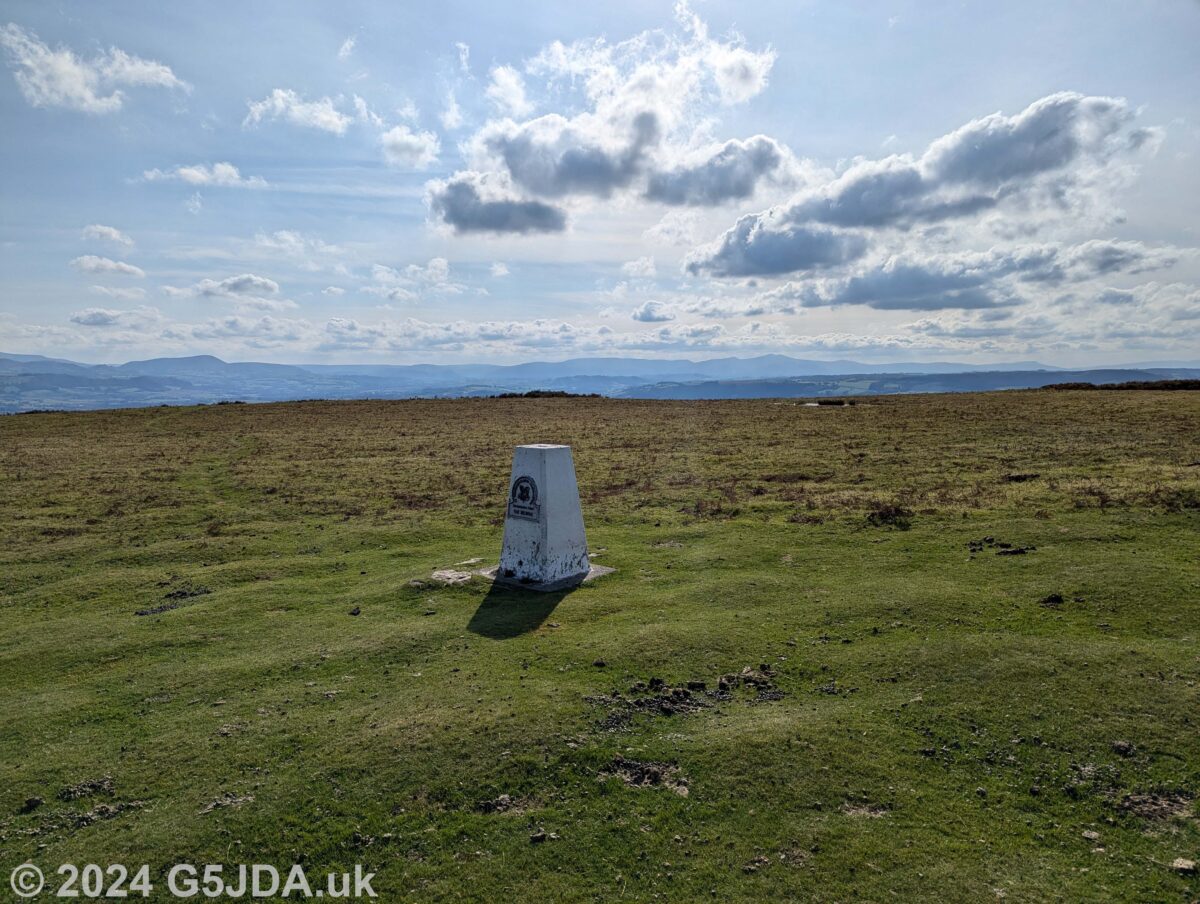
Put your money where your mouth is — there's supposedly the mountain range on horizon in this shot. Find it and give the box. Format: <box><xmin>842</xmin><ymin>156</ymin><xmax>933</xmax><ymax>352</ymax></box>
<box><xmin>2</xmin><ymin>351</ymin><xmax>1198</xmax><ymax>413</ymax></box>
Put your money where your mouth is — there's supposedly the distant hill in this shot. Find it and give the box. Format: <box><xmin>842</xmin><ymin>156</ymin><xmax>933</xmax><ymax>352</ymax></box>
<box><xmin>616</xmin><ymin>370</ymin><xmax>1196</xmax><ymax>400</ymax></box>
<box><xmin>1</xmin><ymin>351</ymin><xmax>1197</xmax><ymax>412</ymax></box>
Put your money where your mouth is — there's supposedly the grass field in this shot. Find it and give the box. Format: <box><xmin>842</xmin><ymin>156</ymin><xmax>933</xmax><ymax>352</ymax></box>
<box><xmin>1</xmin><ymin>391</ymin><xmax>1198</xmax><ymax>902</ymax></box>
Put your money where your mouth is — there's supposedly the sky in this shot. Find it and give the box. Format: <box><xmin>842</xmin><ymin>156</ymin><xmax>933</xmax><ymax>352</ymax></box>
<box><xmin>1</xmin><ymin>0</ymin><xmax>1198</xmax><ymax>366</ymax></box>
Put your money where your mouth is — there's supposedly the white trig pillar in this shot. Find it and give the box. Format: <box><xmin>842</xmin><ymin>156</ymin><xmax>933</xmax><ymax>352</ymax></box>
<box><xmin>497</xmin><ymin>444</ymin><xmax>591</xmax><ymax>590</ymax></box>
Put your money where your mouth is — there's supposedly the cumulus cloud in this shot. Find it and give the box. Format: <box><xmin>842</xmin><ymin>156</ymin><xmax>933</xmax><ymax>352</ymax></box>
<box><xmin>791</xmin><ymin>93</ymin><xmax>1151</xmax><ymax>230</ymax></box>
<box><xmin>693</xmin><ymin>239</ymin><xmax>1183</xmax><ymax>315</ymax></box>
<box><xmin>485</xmin><ymin>65</ymin><xmax>532</xmax><ymax>116</ymax></box>
<box><xmin>69</xmin><ymin>305</ymin><xmax>161</xmax><ymax>327</ymax></box>
<box><xmin>196</xmin><ymin>273</ymin><xmax>280</xmax><ymax>297</ymax></box>
<box><xmin>490</xmin><ymin>262</ymin><xmax>510</xmax><ymax>277</ymax></box>
<box><xmin>907</xmin><ymin>281</ymin><xmax>1200</xmax><ymax>349</ymax></box>
<box><xmin>322</xmin><ymin>286</ymin><xmax>346</xmax><ymax>296</ymax></box>
<box><xmin>244</xmin><ymin>88</ymin><xmax>352</xmax><ymax>134</ymax></box>
<box><xmin>81</xmin><ymin>224</ymin><xmax>132</xmax><ymax>246</ymax></box>
<box><xmin>381</xmin><ymin>124</ymin><xmax>440</xmax><ymax>168</ymax></box>
<box><xmin>0</xmin><ymin>23</ymin><xmax>187</xmax><ymax>113</ymax></box>
<box><xmin>143</xmin><ymin>162</ymin><xmax>266</xmax><ymax>188</ymax></box>
<box><xmin>429</xmin><ymin>3</ymin><xmax>782</xmax><ymax>226</ymax></box>
<box><xmin>338</xmin><ymin>36</ymin><xmax>356</xmax><ymax>60</ymax></box>
<box><xmin>689</xmin><ymin>92</ymin><xmax>1160</xmax><ymax>277</ymax></box>
<box><xmin>366</xmin><ymin>257</ymin><xmax>464</xmax><ymax>302</ymax></box>
<box><xmin>71</xmin><ymin>255</ymin><xmax>145</xmax><ymax>277</ymax></box>
<box><xmin>478</xmin><ymin>110</ymin><xmax>659</xmax><ymax>199</ymax></box>
<box><xmin>645</xmin><ymin>135</ymin><xmax>791</xmax><ymax>206</ymax></box>
<box><xmin>162</xmin><ymin>273</ymin><xmax>296</xmax><ymax>311</ymax></box>
<box><xmin>427</xmin><ymin>171</ymin><xmax>567</xmax><ymax>234</ymax></box>
<box><xmin>686</xmin><ymin>215</ymin><xmax>868</xmax><ymax>277</ymax></box>
<box><xmin>631</xmin><ymin>300</ymin><xmax>675</xmax><ymax>322</ymax></box>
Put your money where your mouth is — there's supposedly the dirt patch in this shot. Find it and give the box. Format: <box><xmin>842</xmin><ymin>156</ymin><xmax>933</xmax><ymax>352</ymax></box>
<box><xmin>199</xmin><ymin>792</ymin><xmax>255</xmax><ymax>815</ymax></box>
<box><xmin>475</xmin><ymin>793</ymin><xmax>532</xmax><ymax>815</ymax></box>
<box><xmin>715</xmin><ymin>665</ymin><xmax>781</xmax><ymax>701</ymax></box>
<box><xmin>587</xmin><ymin>681</ymin><xmax>708</xmax><ymax>730</ymax></box>
<box><xmin>841</xmin><ymin>801</ymin><xmax>890</xmax><ymax>818</ymax></box>
<box><xmin>587</xmin><ymin>665</ymin><xmax>783</xmax><ymax>730</ymax></box>
<box><xmin>599</xmin><ymin>756</ymin><xmax>689</xmax><ymax>797</ymax></box>
<box><xmin>742</xmin><ymin>855</ymin><xmax>772</xmax><ymax>874</ymax></box>
<box><xmin>1039</xmin><ymin>593</ymin><xmax>1065</xmax><ymax>608</ymax></box>
<box><xmin>73</xmin><ymin>801</ymin><xmax>143</xmax><ymax>827</ymax></box>
<box><xmin>1002</xmin><ymin>473</ymin><xmax>1041</xmax><ymax>483</ymax></box>
<box><xmin>1116</xmin><ymin>791</ymin><xmax>1194</xmax><ymax>821</ymax></box>
<box><xmin>58</xmin><ymin>775</ymin><xmax>114</xmax><ymax>801</ymax></box>
<box><xmin>967</xmin><ymin>537</ymin><xmax>1037</xmax><ymax>555</ymax></box>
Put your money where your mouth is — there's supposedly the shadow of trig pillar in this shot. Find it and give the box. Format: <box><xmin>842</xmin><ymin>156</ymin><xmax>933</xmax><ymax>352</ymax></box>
<box><xmin>496</xmin><ymin>444</ymin><xmax>591</xmax><ymax>591</ymax></box>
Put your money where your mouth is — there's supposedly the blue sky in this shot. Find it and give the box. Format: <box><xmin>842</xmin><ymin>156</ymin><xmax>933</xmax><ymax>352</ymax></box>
<box><xmin>1</xmin><ymin>0</ymin><xmax>1198</xmax><ymax>365</ymax></box>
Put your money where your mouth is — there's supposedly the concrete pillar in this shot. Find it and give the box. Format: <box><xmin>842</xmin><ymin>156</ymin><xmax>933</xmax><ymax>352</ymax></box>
<box><xmin>497</xmin><ymin>444</ymin><xmax>590</xmax><ymax>590</ymax></box>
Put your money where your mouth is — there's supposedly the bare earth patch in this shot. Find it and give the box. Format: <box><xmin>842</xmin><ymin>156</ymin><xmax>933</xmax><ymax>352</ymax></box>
<box><xmin>841</xmin><ymin>801</ymin><xmax>890</xmax><ymax>818</ymax></box>
<box><xmin>599</xmin><ymin>756</ymin><xmax>689</xmax><ymax>797</ymax></box>
<box><xmin>1117</xmin><ymin>791</ymin><xmax>1194</xmax><ymax>821</ymax></box>
<box><xmin>199</xmin><ymin>792</ymin><xmax>255</xmax><ymax>815</ymax></box>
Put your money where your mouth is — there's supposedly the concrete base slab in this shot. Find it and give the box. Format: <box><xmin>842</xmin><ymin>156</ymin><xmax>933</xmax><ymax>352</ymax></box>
<box><xmin>479</xmin><ymin>563</ymin><xmax>615</xmax><ymax>593</ymax></box>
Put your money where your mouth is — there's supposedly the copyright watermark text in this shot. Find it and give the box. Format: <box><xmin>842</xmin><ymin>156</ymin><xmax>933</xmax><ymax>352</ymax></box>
<box><xmin>9</xmin><ymin>862</ymin><xmax>376</xmax><ymax>898</ymax></box>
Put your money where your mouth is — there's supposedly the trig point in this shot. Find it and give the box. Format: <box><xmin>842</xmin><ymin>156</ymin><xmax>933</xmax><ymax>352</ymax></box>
<box><xmin>491</xmin><ymin>444</ymin><xmax>610</xmax><ymax>592</ymax></box>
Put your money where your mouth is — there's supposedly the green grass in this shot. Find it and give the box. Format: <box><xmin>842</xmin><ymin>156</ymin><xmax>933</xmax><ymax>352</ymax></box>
<box><xmin>1</xmin><ymin>391</ymin><xmax>1197</xmax><ymax>901</ymax></box>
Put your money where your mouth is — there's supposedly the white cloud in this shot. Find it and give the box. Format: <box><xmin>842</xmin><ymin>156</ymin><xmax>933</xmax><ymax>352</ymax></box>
<box><xmin>185</xmin><ymin>192</ymin><xmax>203</xmax><ymax>214</ymax></box>
<box><xmin>196</xmin><ymin>273</ymin><xmax>280</xmax><ymax>297</ymax></box>
<box><xmin>367</xmin><ymin>257</ymin><xmax>464</xmax><ymax>300</ymax></box>
<box><xmin>322</xmin><ymin>286</ymin><xmax>346</xmax><ymax>296</ymax></box>
<box><xmin>69</xmin><ymin>305</ymin><xmax>161</xmax><ymax>328</ymax></box>
<box><xmin>490</xmin><ymin>262</ymin><xmax>510</xmax><ymax>277</ymax></box>
<box><xmin>440</xmin><ymin>90</ymin><xmax>463</xmax><ymax>130</ymax></box>
<box><xmin>353</xmin><ymin>94</ymin><xmax>383</xmax><ymax>128</ymax></box>
<box><xmin>688</xmin><ymin>92</ymin><xmax>1161</xmax><ymax>277</ymax></box>
<box><xmin>143</xmin><ymin>162</ymin><xmax>267</xmax><ymax>188</ymax></box>
<box><xmin>162</xmin><ymin>273</ymin><xmax>296</xmax><ymax>311</ymax></box>
<box><xmin>631</xmin><ymin>300</ymin><xmax>675</xmax><ymax>322</ymax></box>
<box><xmin>253</xmin><ymin>230</ymin><xmax>343</xmax><ymax>260</ymax></box>
<box><xmin>81</xmin><ymin>224</ymin><xmax>132</xmax><ymax>246</ymax></box>
<box><xmin>456</xmin><ymin>42</ymin><xmax>471</xmax><ymax>74</ymax></box>
<box><xmin>426</xmin><ymin>170</ymin><xmax>567</xmax><ymax>234</ymax></box>
<box><xmin>621</xmin><ymin>256</ymin><xmax>657</xmax><ymax>278</ymax></box>
<box><xmin>381</xmin><ymin>124</ymin><xmax>440</xmax><ymax>168</ymax></box>
<box><xmin>645</xmin><ymin>135</ymin><xmax>794</xmax><ymax>206</ymax></box>
<box><xmin>0</xmin><ymin>23</ymin><xmax>188</xmax><ymax>114</ymax></box>
<box><xmin>338</xmin><ymin>36</ymin><xmax>356</xmax><ymax>60</ymax></box>
<box><xmin>485</xmin><ymin>65</ymin><xmax>532</xmax><ymax>117</ymax></box>
<box><xmin>71</xmin><ymin>255</ymin><xmax>145</xmax><ymax>277</ymax></box>
<box><xmin>644</xmin><ymin>209</ymin><xmax>702</xmax><ymax>246</ymax></box>
<box><xmin>435</xmin><ymin>2</ymin><xmax>781</xmax><ymax>229</ymax></box>
<box><xmin>244</xmin><ymin>88</ymin><xmax>352</xmax><ymax>134</ymax></box>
